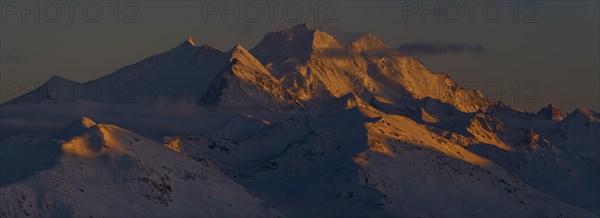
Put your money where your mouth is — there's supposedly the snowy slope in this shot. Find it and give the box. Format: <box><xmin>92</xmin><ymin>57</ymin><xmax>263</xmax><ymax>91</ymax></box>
<box><xmin>3</xmin><ymin>76</ymin><xmax>83</xmax><ymax>104</ymax></box>
<box><xmin>0</xmin><ymin>117</ymin><xmax>281</xmax><ymax>217</ymax></box>
<box><xmin>546</xmin><ymin>107</ymin><xmax>600</xmax><ymax>153</ymax></box>
<box><xmin>250</xmin><ymin>24</ymin><xmax>489</xmax><ymax>113</ymax></box>
<box><xmin>161</xmin><ymin>100</ymin><xmax>595</xmax><ymax>217</ymax></box>
<box><xmin>199</xmin><ymin>44</ymin><xmax>303</xmax><ymax>111</ymax></box>
<box><xmin>3</xmin><ymin>38</ymin><xmax>301</xmax><ymax>113</ymax></box>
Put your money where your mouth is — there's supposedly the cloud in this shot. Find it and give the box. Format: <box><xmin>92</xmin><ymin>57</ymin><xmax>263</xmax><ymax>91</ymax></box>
<box><xmin>0</xmin><ymin>49</ymin><xmax>28</xmax><ymax>63</ymax></box>
<box><xmin>0</xmin><ymin>97</ymin><xmax>269</xmax><ymax>139</ymax></box>
<box><xmin>396</xmin><ymin>42</ymin><xmax>486</xmax><ymax>55</ymax></box>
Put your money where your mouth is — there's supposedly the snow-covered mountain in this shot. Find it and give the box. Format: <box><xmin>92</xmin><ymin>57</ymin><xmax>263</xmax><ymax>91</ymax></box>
<box><xmin>4</xmin><ymin>38</ymin><xmax>300</xmax><ymax>112</ymax></box>
<box><xmin>3</xmin><ymin>75</ymin><xmax>83</xmax><ymax>105</ymax></box>
<box><xmin>1</xmin><ymin>24</ymin><xmax>598</xmax><ymax>217</ymax></box>
<box><xmin>251</xmin><ymin>24</ymin><xmax>489</xmax><ymax>113</ymax></box>
<box><xmin>0</xmin><ymin>117</ymin><xmax>280</xmax><ymax>217</ymax></box>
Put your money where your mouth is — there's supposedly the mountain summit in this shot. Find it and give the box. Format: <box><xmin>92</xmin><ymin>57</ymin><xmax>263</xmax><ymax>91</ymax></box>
<box><xmin>536</xmin><ymin>104</ymin><xmax>564</xmax><ymax>120</ymax></box>
<box><xmin>185</xmin><ymin>36</ymin><xmax>196</xmax><ymax>46</ymax></box>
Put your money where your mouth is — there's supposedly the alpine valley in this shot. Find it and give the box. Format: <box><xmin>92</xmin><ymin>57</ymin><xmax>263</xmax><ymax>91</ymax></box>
<box><xmin>0</xmin><ymin>24</ymin><xmax>598</xmax><ymax>217</ymax></box>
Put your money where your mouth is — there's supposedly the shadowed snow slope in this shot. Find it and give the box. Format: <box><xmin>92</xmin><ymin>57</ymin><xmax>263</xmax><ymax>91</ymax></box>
<box><xmin>0</xmin><ymin>117</ymin><xmax>281</xmax><ymax>217</ymax></box>
<box><xmin>161</xmin><ymin>103</ymin><xmax>595</xmax><ymax>217</ymax></box>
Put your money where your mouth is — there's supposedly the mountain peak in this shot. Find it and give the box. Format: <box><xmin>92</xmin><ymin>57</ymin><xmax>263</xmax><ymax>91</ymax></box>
<box><xmin>233</xmin><ymin>43</ymin><xmax>246</xmax><ymax>51</ymax></box>
<box><xmin>42</xmin><ymin>75</ymin><xmax>80</xmax><ymax>87</ymax></box>
<box><xmin>47</xmin><ymin>75</ymin><xmax>74</xmax><ymax>83</ymax></box>
<box><xmin>547</xmin><ymin>104</ymin><xmax>559</xmax><ymax>109</ymax></box>
<box><xmin>68</xmin><ymin>117</ymin><xmax>97</xmax><ymax>129</ymax></box>
<box><xmin>180</xmin><ymin>36</ymin><xmax>196</xmax><ymax>47</ymax></box>
<box><xmin>357</xmin><ymin>34</ymin><xmax>382</xmax><ymax>42</ymax></box>
<box><xmin>199</xmin><ymin>43</ymin><xmax>217</xmax><ymax>51</ymax></box>
<box><xmin>565</xmin><ymin>107</ymin><xmax>600</xmax><ymax>122</ymax></box>
<box><xmin>178</xmin><ymin>36</ymin><xmax>196</xmax><ymax>47</ymax></box>
<box><xmin>80</xmin><ymin>117</ymin><xmax>97</xmax><ymax>128</ymax></box>
<box><xmin>229</xmin><ymin>44</ymin><xmax>251</xmax><ymax>58</ymax></box>
<box><xmin>251</xmin><ymin>23</ymin><xmax>341</xmax><ymax>60</ymax></box>
<box><xmin>291</xmin><ymin>23</ymin><xmax>311</xmax><ymax>31</ymax></box>
<box><xmin>49</xmin><ymin>75</ymin><xmax>66</xmax><ymax>80</ymax></box>
<box><xmin>226</xmin><ymin>43</ymin><xmax>272</xmax><ymax>73</ymax></box>
<box><xmin>59</xmin><ymin>117</ymin><xmax>98</xmax><ymax>139</ymax></box>
<box><xmin>350</xmin><ymin>33</ymin><xmax>388</xmax><ymax>51</ymax></box>
<box><xmin>312</xmin><ymin>29</ymin><xmax>342</xmax><ymax>49</ymax></box>
<box><xmin>167</xmin><ymin>36</ymin><xmax>201</xmax><ymax>54</ymax></box>
<box><xmin>572</xmin><ymin>107</ymin><xmax>593</xmax><ymax>116</ymax></box>
<box><xmin>536</xmin><ymin>104</ymin><xmax>564</xmax><ymax>121</ymax></box>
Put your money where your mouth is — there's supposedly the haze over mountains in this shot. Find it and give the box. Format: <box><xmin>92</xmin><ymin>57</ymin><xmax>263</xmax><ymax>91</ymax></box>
<box><xmin>0</xmin><ymin>24</ymin><xmax>598</xmax><ymax>217</ymax></box>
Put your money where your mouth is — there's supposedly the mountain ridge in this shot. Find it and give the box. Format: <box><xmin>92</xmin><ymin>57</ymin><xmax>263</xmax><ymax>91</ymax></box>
<box><xmin>1</xmin><ymin>24</ymin><xmax>598</xmax><ymax>217</ymax></box>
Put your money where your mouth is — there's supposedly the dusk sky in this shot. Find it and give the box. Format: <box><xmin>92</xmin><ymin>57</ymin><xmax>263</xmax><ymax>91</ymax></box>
<box><xmin>1</xmin><ymin>0</ymin><xmax>598</xmax><ymax>112</ymax></box>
